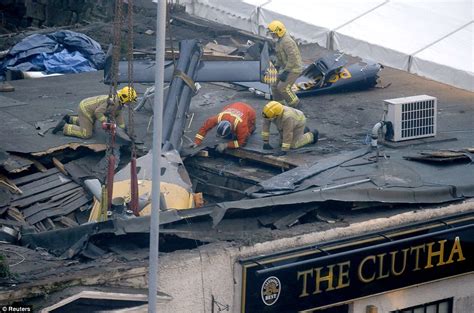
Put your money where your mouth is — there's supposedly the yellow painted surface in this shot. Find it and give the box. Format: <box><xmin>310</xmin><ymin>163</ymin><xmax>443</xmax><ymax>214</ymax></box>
<box><xmin>88</xmin><ymin>180</ymin><xmax>194</xmax><ymax>222</ymax></box>
<box><xmin>112</xmin><ymin>180</ymin><xmax>194</xmax><ymax>216</ymax></box>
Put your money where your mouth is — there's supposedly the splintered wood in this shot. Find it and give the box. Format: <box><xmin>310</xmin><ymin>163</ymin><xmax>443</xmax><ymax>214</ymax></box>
<box><xmin>0</xmin><ymin>167</ymin><xmax>91</xmax><ymax>234</ymax></box>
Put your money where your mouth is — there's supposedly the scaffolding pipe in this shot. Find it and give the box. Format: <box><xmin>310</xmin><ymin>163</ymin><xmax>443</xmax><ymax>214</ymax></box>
<box><xmin>149</xmin><ymin>0</ymin><xmax>166</xmax><ymax>312</ymax></box>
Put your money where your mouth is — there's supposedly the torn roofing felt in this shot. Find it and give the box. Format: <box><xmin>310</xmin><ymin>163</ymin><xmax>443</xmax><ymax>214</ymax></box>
<box><xmin>247</xmin><ymin>147</ymin><xmax>474</xmax><ymax>200</ymax></box>
<box><xmin>20</xmin><ymin>211</ymin><xmax>189</xmax><ymax>256</ymax></box>
<box><xmin>0</xmin><ymin>105</ymin><xmax>129</xmax><ymax>154</ymax></box>
<box><xmin>18</xmin><ymin>144</ymin><xmax>474</xmax><ymax>255</ymax></box>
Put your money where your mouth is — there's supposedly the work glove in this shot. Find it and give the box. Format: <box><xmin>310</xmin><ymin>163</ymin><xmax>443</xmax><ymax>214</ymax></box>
<box><xmin>278</xmin><ymin>70</ymin><xmax>289</xmax><ymax>82</ymax></box>
<box><xmin>273</xmin><ymin>150</ymin><xmax>287</xmax><ymax>157</ymax></box>
<box><xmin>263</xmin><ymin>142</ymin><xmax>273</xmax><ymax>150</ymax></box>
<box><xmin>189</xmin><ymin>142</ymin><xmax>198</xmax><ymax>149</ymax></box>
<box><xmin>216</xmin><ymin>143</ymin><xmax>227</xmax><ymax>153</ymax></box>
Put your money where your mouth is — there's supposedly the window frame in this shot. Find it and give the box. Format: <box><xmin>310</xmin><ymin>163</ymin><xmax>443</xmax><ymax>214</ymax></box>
<box><xmin>391</xmin><ymin>298</ymin><xmax>453</xmax><ymax>313</ymax></box>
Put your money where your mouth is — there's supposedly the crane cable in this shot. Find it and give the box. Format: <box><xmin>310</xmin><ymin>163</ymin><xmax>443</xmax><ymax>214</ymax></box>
<box><xmin>127</xmin><ymin>0</ymin><xmax>135</xmax><ymax>151</ymax></box>
<box><xmin>126</xmin><ymin>0</ymin><xmax>140</xmax><ymax>215</ymax></box>
<box><xmin>109</xmin><ymin>0</ymin><xmax>123</xmax><ymax>108</ymax></box>
<box><xmin>101</xmin><ymin>0</ymin><xmax>124</xmax><ymax>218</ymax></box>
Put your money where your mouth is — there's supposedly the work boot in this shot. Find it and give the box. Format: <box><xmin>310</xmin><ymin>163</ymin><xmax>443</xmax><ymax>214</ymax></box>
<box><xmin>62</xmin><ymin>114</ymin><xmax>71</xmax><ymax>123</ymax></box>
<box><xmin>52</xmin><ymin>118</ymin><xmax>66</xmax><ymax>134</ymax></box>
<box><xmin>312</xmin><ymin>129</ymin><xmax>319</xmax><ymax>144</ymax></box>
<box><xmin>0</xmin><ymin>82</ymin><xmax>14</xmax><ymax>92</ymax></box>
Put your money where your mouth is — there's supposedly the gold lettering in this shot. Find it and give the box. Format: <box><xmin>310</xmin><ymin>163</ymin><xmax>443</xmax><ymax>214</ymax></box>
<box><xmin>297</xmin><ymin>269</ymin><xmax>314</xmax><ymax>298</ymax></box>
<box><xmin>390</xmin><ymin>249</ymin><xmax>409</xmax><ymax>276</ymax></box>
<box><xmin>425</xmin><ymin>240</ymin><xmax>447</xmax><ymax>269</ymax></box>
<box><xmin>446</xmin><ymin>236</ymin><xmax>466</xmax><ymax>264</ymax></box>
<box><xmin>376</xmin><ymin>253</ymin><xmax>390</xmax><ymax>280</ymax></box>
<box><xmin>410</xmin><ymin>244</ymin><xmax>426</xmax><ymax>271</ymax></box>
<box><xmin>336</xmin><ymin>261</ymin><xmax>351</xmax><ymax>289</ymax></box>
<box><xmin>313</xmin><ymin>265</ymin><xmax>335</xmax><ymax>294</ymax></box>
<box><xmin>358</xmin><ymin>255</ymin><xmax>376</xmax><ymax>283</ymax></box>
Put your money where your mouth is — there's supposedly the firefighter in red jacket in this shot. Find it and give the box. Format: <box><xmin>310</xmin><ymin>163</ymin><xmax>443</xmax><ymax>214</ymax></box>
<box><xmin>193</xmin><ymin>102</ymin><xmax>256</xmax><ymax>153</ymax></box>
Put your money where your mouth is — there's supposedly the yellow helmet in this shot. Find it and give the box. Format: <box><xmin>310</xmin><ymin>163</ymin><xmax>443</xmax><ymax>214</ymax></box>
<box><xmin>263</xmin><ymin>101</ymin><xmax>284</xmax><ymax>119</ymax></box>
<box><xmin>117</xmin><ymin>86</ymin><xmax>137</xmax><ymax>104</ymax></box>
<box><xmin>267</xmin><ymin>20</ymin><xmax>286</xmax><ymax>38</ymax></box>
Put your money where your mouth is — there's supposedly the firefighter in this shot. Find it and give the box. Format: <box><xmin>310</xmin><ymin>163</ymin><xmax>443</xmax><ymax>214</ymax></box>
<box><xmin>193</xmin><ymin>102</ymin><xmax>256</xmax><ymax>153</ymax></box>
<box><xmin>262</xmin><ymin>101</ymin><xmax>318</xmax><ymax>156</ymax></box>
<box><xmin>52</xmin><ymin>86</ymin><xmax>137</xmax><ymax>139</ymax></box>
<box><xmin>267</xmin><ymin>20</ymin><xmax>302</xmax><ymax>108</ymax></box>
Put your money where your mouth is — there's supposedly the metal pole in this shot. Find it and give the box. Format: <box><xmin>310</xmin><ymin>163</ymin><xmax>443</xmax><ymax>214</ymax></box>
<box><xmin>149</xmin><ymin>0</ymin><xmax>166</xmax><ymax>312</ymax></box>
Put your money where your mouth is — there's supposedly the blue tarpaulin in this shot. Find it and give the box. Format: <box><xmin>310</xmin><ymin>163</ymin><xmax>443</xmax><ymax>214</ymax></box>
<box><xmin>0</xmin><ymin>30</ymin><xmax>105</xmax><ymax>77</ymax></box>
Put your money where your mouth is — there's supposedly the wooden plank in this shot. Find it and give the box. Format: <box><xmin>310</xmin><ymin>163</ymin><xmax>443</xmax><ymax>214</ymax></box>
<box><xmin>22</xmin><ymin>189</ymin><xmax>82</xmax><ymax>218</ymax></box>
<box><xmin>0</xmin><ymin>218</ymin><xmax>27</xmax><ymax>227</ymax></box>
<box><xmin>26</xmin><ymin>195</ymin><xmax>91</xmax><ymax>225</ymax></box>
<box><xmin>14</xmin><ymin>174</ymin><xmax>60</xmax><ymax>194</ymax></box>
<box><xmin>52</xmin><ymin>157</ymin><xmax>68</xmax><ymax>175</ymax></box>
<box><xmin>224</xmin><ymin>149</ymin><xmax>301</xmax><ymax>170</ymax></box>
<box><xmin>6</xmin><ymin>208</ymin><xmax>25</xmax><ymax>223</ymax></box>
<box><xmin>35</xmin><ymin>221</ymin><xmax>47</xmax><ymax>232</ymax></box>
<box><xmin>11</xmin><ymin>182</ymin><xmax>78</xmax><ymax>208</ymax></box>
<box><xmin>54</xmin><ymin>216</ymin><xmax>79</xmax><ymax>228</ymax></box>
<box><xmin>12</xmin><ymin>167</ymin><xmax>59</xmax><ymax>186</ymax></box>
<box><xmin>45</xmin><ymin>218</ymin><xmax>56</xmax><ymax>230</ymax></box>
<box><xmin>50</xmin><ymin>187</ymin><xmax>83</xmax><ymax>202</ymax></box>
<box><xmin>31</xmin><ymin>159</ymin><xmax>48</xmax><ymax>173</ymax></box>
<box><xmin>0</xmin><ymin>174</ymin><xmax>22</xmax><ymax>194</ymax></box>
<box><xmin>13</xmin><ymin>176</ymin><xmax>70</xmax><ymax>200</ymax></box>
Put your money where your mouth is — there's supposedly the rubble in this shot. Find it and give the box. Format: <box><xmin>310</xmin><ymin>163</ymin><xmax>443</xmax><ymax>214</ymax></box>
<box><xmin>0</xmin><ymin>3</ymin><xmax>472</xmax><ymax>311</ymax></box>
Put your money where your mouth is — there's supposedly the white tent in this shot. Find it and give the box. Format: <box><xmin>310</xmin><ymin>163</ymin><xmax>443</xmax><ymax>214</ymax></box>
<box><xmin>180</xmin><ymin>0</ymin><xmax>474</xmax><ymax>92</ymax></box>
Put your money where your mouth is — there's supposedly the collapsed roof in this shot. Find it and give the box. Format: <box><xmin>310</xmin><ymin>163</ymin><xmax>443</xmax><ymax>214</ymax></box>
<box><xmin>0</xmin><ymin>5</ymin><xmax>473</xmax><ymax>270</ymax></box>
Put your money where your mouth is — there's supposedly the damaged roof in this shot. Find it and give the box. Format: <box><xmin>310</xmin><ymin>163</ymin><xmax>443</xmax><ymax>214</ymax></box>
<box><xmin>0</xmin><ymin>8</ymin><xmax>473</xmax><ymax>307</ymax></box>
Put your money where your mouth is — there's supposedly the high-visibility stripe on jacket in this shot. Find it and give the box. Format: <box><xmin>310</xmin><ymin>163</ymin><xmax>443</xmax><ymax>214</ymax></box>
<box><xmin>262</xmin><ymin>106</ymin><xmax>306</xmax><ymax>151</ymax></box>
<box><xmin>275</xmin><ymin>33</ymin><xmax>302</xmax><ymax>74</ymax></box>
<box><xmin>78</xmin><ymin>95</ymin><xmax>126</xmax><ymax>128</ymax></box>
<box><xmin>194</xmin><ymin>102</ymin><xmax>256</xmax><ymax>149</ymax></box>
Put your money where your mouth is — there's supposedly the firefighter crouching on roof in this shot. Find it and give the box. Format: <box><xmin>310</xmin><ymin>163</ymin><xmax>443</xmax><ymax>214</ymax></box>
<box><xmin>267</xmin><ymin>20</ymin><xmax>302</xmax><ymax>108</ymax></box>
<box><xmin>52</xmin><ymin>86</ymin><xmax>137</xmax><ymax>139</ymax></box>
<box><xmin>262</xmin><ymin>101</ymin><xmax>318</xmax><ymax>156</ymax></box>
<box><xmin>192</xmin><ymin>102</ymin><xmax>256</xmax><ymax>153</ymax></box>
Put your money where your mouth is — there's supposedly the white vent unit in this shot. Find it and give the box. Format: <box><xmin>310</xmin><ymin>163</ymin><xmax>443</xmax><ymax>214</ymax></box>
<box><xmin>384</xmin><ymin>95</ymin><xmax>437</xmax><ymax>142</ymax></box>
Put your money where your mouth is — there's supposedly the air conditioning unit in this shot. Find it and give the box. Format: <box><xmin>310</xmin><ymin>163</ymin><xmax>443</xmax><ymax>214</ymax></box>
<box><xmin>384</xmin><ymin>95</ymin><xmax>437</xmax><ymax>142</ymax></box>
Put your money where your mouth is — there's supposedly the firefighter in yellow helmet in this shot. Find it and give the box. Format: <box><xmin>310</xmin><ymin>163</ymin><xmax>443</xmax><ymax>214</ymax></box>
<box><xmin>261</xmin><ymin>101</ymin><xmax>318</xmax><ymax>156</ymax></box>
<box><xmin>267</xmin><ymin>20</ymin><xmax>303</xmax><ymax>108</ymax></box>
<box><xmin>53</xmin><ymin>86</ymin><xmax>137</xmax><ymax>139</ymax></box>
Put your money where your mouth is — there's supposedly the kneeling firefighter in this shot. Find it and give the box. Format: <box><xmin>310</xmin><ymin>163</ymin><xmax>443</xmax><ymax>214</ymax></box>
<box><xmin>262</xmin><ymin>101</ymin><xmax>318</xmax><ymax>156</ymax></box>
<box><xmin>53</xmin><ymin>86</ymin><xmax>137</xmax><ymax>139</ymax></box>
<box><xmin>193</xmin><ymin>102</ymin><xmax>256</xmax><ymax>153</ymax></box>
